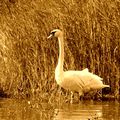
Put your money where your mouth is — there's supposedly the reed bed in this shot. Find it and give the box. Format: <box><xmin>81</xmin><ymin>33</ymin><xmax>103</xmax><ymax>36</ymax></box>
<box><xmin>0</xmin><ymin>0</ymin><xmax>120</xmax><ymax>101</ymax></box>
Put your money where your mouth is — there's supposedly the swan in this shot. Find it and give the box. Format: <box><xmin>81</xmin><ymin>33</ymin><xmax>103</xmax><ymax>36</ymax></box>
<box><xmin>48</xmin><ymin>29</ymin><xmax>109</xmax><ymax>102</ymax></box>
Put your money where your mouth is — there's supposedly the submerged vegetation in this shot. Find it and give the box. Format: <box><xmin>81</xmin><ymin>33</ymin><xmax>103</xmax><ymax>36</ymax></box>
<box><xmin>0</xmin><ymin>0</ymin><xmax>120</xmax><ymax>101</ymax></box>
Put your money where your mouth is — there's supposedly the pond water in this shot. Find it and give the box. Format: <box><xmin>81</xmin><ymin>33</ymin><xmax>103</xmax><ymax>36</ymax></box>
<box><xmin>0</xmin><ymin>98</ymin><xmax>119</xmax><ymax>120</ymax></box>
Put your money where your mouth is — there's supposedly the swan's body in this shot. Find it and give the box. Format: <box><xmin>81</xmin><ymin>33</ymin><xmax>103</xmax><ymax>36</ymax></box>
<box><xmin>48</xmin><ymin>29</ymin><xmax>109</xmax><ymax>101</ymax></box>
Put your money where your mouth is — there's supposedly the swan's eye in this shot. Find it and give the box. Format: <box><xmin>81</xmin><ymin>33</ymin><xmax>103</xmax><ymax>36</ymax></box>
<box><xmin>51</xmin><ymin>31</ymin><xmax>56</xmax><ymax>36</ymax></box>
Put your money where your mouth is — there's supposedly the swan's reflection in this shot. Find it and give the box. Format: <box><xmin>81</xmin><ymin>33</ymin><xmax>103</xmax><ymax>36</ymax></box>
<box><xmin>53</xmin><ymin>101</ymin><xmax>119</xmax><ymax>120</ymax></box>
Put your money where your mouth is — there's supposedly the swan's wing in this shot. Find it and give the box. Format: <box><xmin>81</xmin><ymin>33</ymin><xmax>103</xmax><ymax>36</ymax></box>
<box><xmin>81</xmin><ymin>68</ymin><xmax>89</xmax><ymax>72</ymax></box>
<box><xmin>63</xmin><ymin>70</ymin><xmax>108</xmax><ymax>93</ymax></box>
<box><xmin>81</xmin><ymin>68</ymin><xmax>103</xmax><ymax>81</ymax></box>
<box><xmin>62</xmin><ymin>71</ymin><xmax>91</xmax><ymax>94</ymax></box>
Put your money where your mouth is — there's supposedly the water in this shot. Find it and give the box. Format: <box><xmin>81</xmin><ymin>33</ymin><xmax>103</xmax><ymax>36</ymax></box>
<box><xmin>0</xmin><ymin>98</ymin><xmax>119</xmax><ymax>120</ymax></box>
<box><xmin>54</xmin><ymin>101</ymin><xmax>120</xmax><ymax>120</ymax></box>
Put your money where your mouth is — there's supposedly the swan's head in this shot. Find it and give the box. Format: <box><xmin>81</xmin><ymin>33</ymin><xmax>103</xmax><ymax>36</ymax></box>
<box><xmin>47</xmin><ymin>29</ymin><xmax>63</xmax><ymax>39</ymax></box>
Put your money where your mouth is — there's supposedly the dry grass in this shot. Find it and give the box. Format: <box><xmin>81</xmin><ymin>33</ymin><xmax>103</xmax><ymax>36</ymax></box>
<box><xmin>0</xmin><ymin>0</ymin><xmax>120</xmax><ymax>101</ymax></box>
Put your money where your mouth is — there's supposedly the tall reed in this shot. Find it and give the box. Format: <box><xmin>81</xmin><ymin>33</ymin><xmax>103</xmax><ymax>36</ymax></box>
<box><xmin>0</xmin><ymin>0</ymin><xmax>119</xmax><ymax>100</ymax></box>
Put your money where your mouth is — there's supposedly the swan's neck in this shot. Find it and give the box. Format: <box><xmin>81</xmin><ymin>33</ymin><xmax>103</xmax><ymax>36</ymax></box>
<box><xmin>58</xmin><ymin>36</ymin><xmax>64</xmax><ymax>70</ymax></box>
<box><xmin>55</xmin><ymin>36</ymin><xmax>64</xmax><ymax>82</ymax></box>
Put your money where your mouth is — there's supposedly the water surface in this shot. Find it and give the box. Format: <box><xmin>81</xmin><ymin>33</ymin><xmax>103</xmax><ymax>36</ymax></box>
<box><xmin>0</xmin><ymin>98</ymin><xmax>119</xmax><ymax>120</ymax></box>
<box><xmin>54</xmin><ymin>101</ymin><xmax>120</xmax><ymax>120</ymax></box>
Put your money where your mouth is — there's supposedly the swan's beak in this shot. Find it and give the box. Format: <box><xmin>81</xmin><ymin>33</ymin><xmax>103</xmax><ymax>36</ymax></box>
<box><xmin>47</xmin><ymin>34</ymin><xmax>53</xmax><ymax>39</ymax></box>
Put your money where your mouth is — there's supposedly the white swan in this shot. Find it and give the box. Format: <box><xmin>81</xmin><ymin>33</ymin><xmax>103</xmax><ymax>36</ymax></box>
<box><xmin>48</xmin><ymin>29</ymin><xmax>109</xmax><ymax>102</ymax></box>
